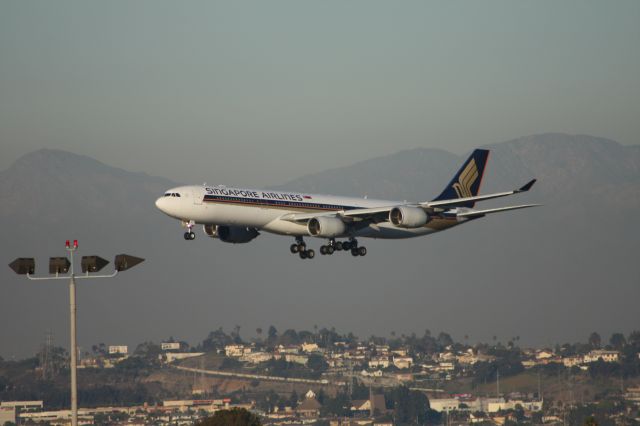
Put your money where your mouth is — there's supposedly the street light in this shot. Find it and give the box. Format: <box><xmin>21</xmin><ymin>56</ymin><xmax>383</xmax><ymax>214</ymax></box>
<box><xmin>8</xmin><ymin>240</ymin><xmax>144</xmax><ymax>426</ymax></box>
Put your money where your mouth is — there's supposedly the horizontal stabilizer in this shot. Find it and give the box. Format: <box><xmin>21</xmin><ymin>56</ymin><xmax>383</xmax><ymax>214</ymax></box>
<box><xmin>456</xmin><ymin>204</ymin><xmax>542</xmax><ymax>218</ymax></box>
<box><xmin>421</xmin><ymin>179</ymin><xmax>538</xmax><ymax>209</ymax></box>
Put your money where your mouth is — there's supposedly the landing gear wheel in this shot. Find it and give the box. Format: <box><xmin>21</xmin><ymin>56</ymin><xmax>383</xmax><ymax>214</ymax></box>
<box><xmin>307</xmin><ymin>249</ymin><xmax>315</xmax><ymax>259</ymax></box>
<box><xmin>184</xmin><ymin>232</ymin><xmax>190</xmax><ymax>240</ymax></box>
<box><xmin>297</xmin><ymin>243</ymin><xmax>306</xmax><ymax>252</ymax></box>
<box><xmin>189</xmin><ymin>232</ymin><xmax>196</xmax><ymax>240</ymax></box>
<box><xmin>290</xmin><ymin>244</ymin><xmax>300</xmax><ymax>254</ymax></box>
<box><xmin>326</xmin><ymin>245</ymin><xmax>335</xmax><ymax>255</ymax></box>
<box><xmin>299</xmin><ymin>251</ymin><xmax>308</xmax><ymax>259</ymax></box>
<box><xmin>358</xmin><ymin>246</ymin><xmax>367</xmax><ymax>256</ymax></box>
<box><xmin>335</xmin><ymin>241</ymin><xmax>343</xmax><ymax>251</ymax></box>
<box><xmin>351</xmin><ymin>248</ymin><xmax>359</xmax><ymax>256</ymax></box>
<box><xmin>320</xmin><ymin>246</ymin><xmax>327</xmax><ymax>255</ymax></box>
<box><xmin>342</xmin><ymin>241</ymin><xmax>352</xmax><ymax>251</ymax></box>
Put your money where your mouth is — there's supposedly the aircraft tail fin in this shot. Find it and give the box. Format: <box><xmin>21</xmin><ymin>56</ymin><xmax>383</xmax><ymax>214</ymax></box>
<box><xmin>432</xmin><ymin>149</ymin><xmax>489</xmax><ymax>208</ymax></box>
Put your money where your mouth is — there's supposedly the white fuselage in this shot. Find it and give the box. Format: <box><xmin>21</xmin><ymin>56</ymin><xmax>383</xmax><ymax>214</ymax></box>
<box><xmin>155</xmin><ymin>185</ymin><xmax>463</xmax><ymax>239</ymax></box>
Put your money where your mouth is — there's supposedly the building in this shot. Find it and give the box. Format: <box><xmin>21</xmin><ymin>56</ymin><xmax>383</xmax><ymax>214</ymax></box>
<box><xmin>224</xmin><ymin>344</ymin><xmax>252</xmax><ymax>357</ymax></box>
<box><xmin>351</xmin><ymin>394</ymin><xmax>387</xmax><ymax>416</ymax></box>
<box><xmin>108</xmin><ymin>345</ymin><xmax>128</xmax><ymax>355</ymax></box>
<box><xmin>301</xmin><ymin>342</ymin><xmax>320</xmax><ymax>353</ymax></box>
<box><xmin>284</xmin><ymin>353</ymin><xmax>309</xmax><ymax>365</ymax></box>
<box><xmin>296</xmin><ymin>397</ymin><xmax>322</xmax><ymax>418</ymax></box>
<box><xmin>583</xmin><ymin>350</ymin><xmax>619</xmax><ymax>363</ymax></box>
<box><xmin>393</xmin><ymin>356</ymin><xmax>413</xmax><ymax>369</ymax></box>
<box><xmin>562</xmin><ymin>355</ymin><xmax>583</xmax><ymax>367</ymax></box>
<box><xmin>429</xmin><ymin>398</ymin><xmax>461</xmax><ymax>413</ymax></box>
<box><xmin>240</xmin><ymin>351</ymin><xmax>273</xmax><ymax>364</ymax></box>
<box><xmin>368</xmin><ymin>356</ymin><xmax>390</xmax><ymax>369</ymax></box>
<box><xmin>535</xmin><ymin>349</ymin><xmax>554</xmax><ymax>360</ymax></box>
<box><xmin>161</xmin><ymin>342</ymin><xmax>181</xmax><ymax>351</ymax></box>
<box><xmin>0</xmin><ymin>407</ymin><xmax>15</xmax><ymax>424</ymax></box>
<box><xmin>164</xmin><ymin>352</ymin><xmax>204</xmax><ymax>363</ymax></box>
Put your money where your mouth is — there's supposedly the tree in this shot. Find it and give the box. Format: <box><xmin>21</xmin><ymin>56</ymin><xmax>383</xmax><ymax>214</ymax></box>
<box><xmin>437</xmin><ymin>332</ymin><xmax>454</xmax><ymax>349</ymax></box>
<box><xmin>386</xmin><ymin>386</ymin><xmax>430</xmax><ymax>424</ymax></box>
<box><xmin>267</xmin><ymin>326</ymin><xmax>278</xmax><ymax>347</ymax></box>
<box><xmin>201</xmin><ymin>327</ymin><xmax>233</xmax><ymax>352</ymax></box>
<box><xmin>584</xmin><ymin>416</ymin><xmax>598</xmax><ymax>426</ymax></box>
<box><xmin>588</xmin><ymin>332</ymin><xmax>602</xmax><ymax>349</ymax></box>
<box><xmin>197</xmin><ymin>408</ymin><xmax>261</xmax><ymax>426</ymax></box>
<box><xmin>609</xmin><ymin>333</ymin><xmax>626</xmax><ymax>350</ymax></box>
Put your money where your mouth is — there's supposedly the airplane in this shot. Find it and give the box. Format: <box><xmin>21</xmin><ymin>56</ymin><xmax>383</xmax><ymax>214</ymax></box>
<box><xmin>155</xmin><ymin>149</ymin><xmax>539</xmax><ymax>259</ymax></box>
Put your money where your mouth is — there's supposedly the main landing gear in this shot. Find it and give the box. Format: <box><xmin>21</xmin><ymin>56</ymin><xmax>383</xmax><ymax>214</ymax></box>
<box><xmin>291</xmin><ymin>237</ymin><xmax>367</xmax><ymax>259</ymax></box>
<box><xmin>289</xmin><ymin>237</ymin><xmax>315</xmax><ymax>260</ymax></box>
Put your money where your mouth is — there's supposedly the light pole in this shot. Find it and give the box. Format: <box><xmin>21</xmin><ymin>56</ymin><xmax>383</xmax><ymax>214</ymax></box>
<box><xmin>9</xmin><ymin>240</ymin><xmax>144</xmax><ymax>426</ymax></box>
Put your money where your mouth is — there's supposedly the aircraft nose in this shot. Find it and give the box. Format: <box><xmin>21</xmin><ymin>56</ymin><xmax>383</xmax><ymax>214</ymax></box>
<box><xmin>155</xmin><ymin>197</ymin><xmax>165</xmax><ymax>211</ymax></box>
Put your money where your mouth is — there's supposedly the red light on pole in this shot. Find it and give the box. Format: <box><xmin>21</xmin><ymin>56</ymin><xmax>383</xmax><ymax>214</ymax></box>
<box><xmin>66</xmin><ymin>240</ymin><xmax>70</xmax><ymax>249</ymax></box>
<box><xmin>73</xmin><ymin>240</ymin><xmax>78</xmax><ymax>249</ymax></box>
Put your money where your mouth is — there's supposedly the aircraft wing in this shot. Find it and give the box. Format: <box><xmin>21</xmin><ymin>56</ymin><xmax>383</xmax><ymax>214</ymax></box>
<box><xmin>280</xmin><ymin>206</ymin><xmax>398</xmax><ymax>224</ymax></box>
<box><xmin>421</xmin><ymin>179</ymin><xmax>537</xmax><ymax>210</ymax></box>
<box><xmin>456</xmin><ymin>204</ymin><xmax>542</xmax><ymax>218</ymax></box>
<box><xmin>280</xmin><ymin>179</ymin><xmax>537</xmax><ymax>224</ymax></box>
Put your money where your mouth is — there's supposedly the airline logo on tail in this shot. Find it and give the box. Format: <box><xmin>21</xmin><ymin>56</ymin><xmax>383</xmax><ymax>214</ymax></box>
<box><xmin>452</xmin><ymin>158</ymin><xmax>478</xmax><ymax>198</ymax></box>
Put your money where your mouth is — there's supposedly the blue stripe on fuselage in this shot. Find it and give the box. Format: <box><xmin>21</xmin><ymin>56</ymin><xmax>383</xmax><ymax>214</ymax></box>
<box><xmin>203</xmin><ymin>194</ymin><xmax>361</xmax><ymax>211</ymax></box>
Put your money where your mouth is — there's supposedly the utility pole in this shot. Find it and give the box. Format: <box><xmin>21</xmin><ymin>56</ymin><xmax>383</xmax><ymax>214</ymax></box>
<box><xmin>496</xmin><ymin>368</ymin><xmax>500</xmax><ymax>398</ymax></box>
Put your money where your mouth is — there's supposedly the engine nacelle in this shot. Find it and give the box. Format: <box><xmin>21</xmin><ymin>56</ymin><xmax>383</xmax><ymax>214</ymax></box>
<box><xmin>389</xmin><ymin>206</ymin><xmax>429</xmax><ymax>228</ymax></box>
<box><xmin>307</xmin><ymin>216</ymin><xmax>347</xmax><ymax>238</ymax></box>
<box><xmin>202</xmin><ymin>224</ymin><xmax>259</xmax><ymax>243</ymax></box>
<box><xmin>203</xmin><ymin>224</ymin><xmax>219</xmax><ymax>238</ymax></box>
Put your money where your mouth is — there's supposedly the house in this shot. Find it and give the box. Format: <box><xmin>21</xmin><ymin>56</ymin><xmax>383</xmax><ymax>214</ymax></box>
<box><xmin>281</xmin><ymin>353</ymin><xmax>309</xmax><ymax>365</ymax></box>
<box><xmin>296</xmin><ymin>397</ymin><xmax>322</xmax><ymax>418</ymax></box>
<box><xmin>562</xmin><ymin>355</ymin><xmax>583</xmax><ymax>367</ymax></box>
<box><xmin>224</xmin><ymin>344</ymin><xmax>252</xmax><ymax>357</ymax></box>
<box><xmin>276</xmin><ymin>344</ymin><xmax>300</xmax><ymax>354</ymax></box>
<box><xmin>368</xmin><ymin>356</ymin><xmax>390</xmax><ymax>369</ymax></box>
<box><xmin>393</xmin><ymin>356</ymin><xmax>413</xmax><ymax>369</ymax></box>
<box><xmin>108</xmin><ymin>345</ymin><xmax>128</xmax><ymax>355</ymax></box>
<box><xmin>351</xmin><ymin>394</ymin><xmax>387</xmax><ymax>416</ymax></box>
<box><xmin>583</xmin><ymin>350</ymin><xmax>619</xmax><ymax>363</ymax></box>
<box><xmin>161</xmin><ymin>342</ymin><xmax>181</xmax><ymax>351</ymax></box>
<box><xmin>301</xmin><ymin>342</ymin><xmax>319</xmax><ymax>353</ymax></box>
<box><xmin>429</xmin><ymin>398</ymin><xmax>460</xmax><ymax>412</ymax></box>
<box><xmin>535</xmin><ymin>349</ymin><xmax>554</xmax><ymax>360</ymax></box>
<box><xmin>240</xmin><ymin>351</ymin><xmax>273</xmax><ymax>364</ymax></box>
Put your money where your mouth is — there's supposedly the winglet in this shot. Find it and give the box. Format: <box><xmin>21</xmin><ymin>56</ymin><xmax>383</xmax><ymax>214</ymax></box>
<box><xmin>517</xmin><ymin>179</ymin><xmax>537</xmax><ymax>193</ymax></box>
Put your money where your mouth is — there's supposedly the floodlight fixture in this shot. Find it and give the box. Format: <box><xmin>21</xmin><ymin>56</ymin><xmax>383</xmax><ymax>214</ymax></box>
<box><xmin>114</xmin><ymin>254</ymin><xmax>144</xmax><ymax>271</ymax></box>
<box><xmin>49</xmin><ymin>257</ymin><xmax>71</xmax><ymax>274</ymax></box>
<box><xmin>8</xmin><ymin>257</ymin><xmax>35</xmax><ymax>275</ymax></box>
<box><xmin>80</xmin><ymin>256</ymin><xmax>109</xmax><ymax>273</ymax></box>
<box><xmin>9</xmin><ymin>239</ymin><xmax>143</xmax><ymax>426</ymax></box>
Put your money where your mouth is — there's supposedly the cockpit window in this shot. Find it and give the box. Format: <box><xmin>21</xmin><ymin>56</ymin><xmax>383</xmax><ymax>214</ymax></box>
<box><xmin>164</xmin><ymin>193</ymin><xmax>171</xmax><ymax>197</ymax></box>
<box><xmin>175</xmin><ymin>193</ymin><xmax>181</xmax><ymax>197</ymax></box>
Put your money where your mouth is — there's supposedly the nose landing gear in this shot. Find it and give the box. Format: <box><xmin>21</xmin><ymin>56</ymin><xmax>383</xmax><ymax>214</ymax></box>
<box><xmin>182</xmin><ymin>220</ymin><xmax>196</xmax><ymax>240</ymax></box>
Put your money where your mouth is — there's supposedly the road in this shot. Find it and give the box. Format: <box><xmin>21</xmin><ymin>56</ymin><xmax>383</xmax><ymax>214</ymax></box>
<box><xmin>174</xmin><ymin>365</ymin><xmax>346</xmax><ymax>387</ymax></box>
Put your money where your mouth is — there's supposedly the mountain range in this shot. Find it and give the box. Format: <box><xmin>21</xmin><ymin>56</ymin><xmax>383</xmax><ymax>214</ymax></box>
<box><xmin>1</xmin><ymin>133</ymin><xmax>638</xmax><ymax>358</ymax></box>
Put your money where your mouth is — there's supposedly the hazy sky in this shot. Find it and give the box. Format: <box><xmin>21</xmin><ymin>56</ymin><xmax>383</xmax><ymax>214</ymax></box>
<box><xmin>1</xmin><ymin>1</ymin><xmax>639</xmax><ymax>185</ymax></box>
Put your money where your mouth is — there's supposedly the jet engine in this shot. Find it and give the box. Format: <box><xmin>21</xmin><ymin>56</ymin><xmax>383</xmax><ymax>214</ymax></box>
<box><xmin>202</xmin><ymin>224</ymin><xmax>259</xmax><ymax>243</ymax></box>
<box><xmin>389</xmin><ymin>206</ymin><xmax>429</xmax><ymax>228</ymax></box>
<box><xmin>307</xmin><ymin>216</ymin><xmax>347</xmax><ymax>238</ymax></box>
